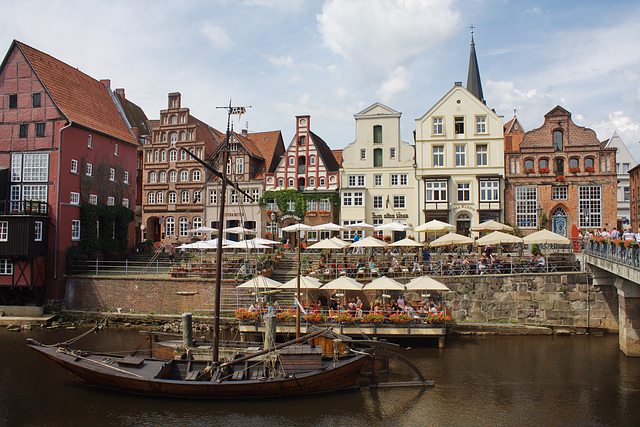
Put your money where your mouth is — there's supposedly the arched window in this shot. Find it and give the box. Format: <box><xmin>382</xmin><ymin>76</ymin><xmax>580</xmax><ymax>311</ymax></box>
<box><xmin>310</xmin><ymin>156</ymin><xmax>316</xmax><ymax>165</ymax></box>
<box><xmin>179</xmin><ymin>217</ymin><xmax>189</xmax><ymax>236</ymax></box>
<box><xmin>288</xmin><ymin>178</ymin><xmax>294</xmax><ymax>187</ymax></box>
<box><xmin>161</xmin><ymin>150</ymin><xmax>166</xmax><ymax>162</ymax></box>
<box><xmin>156</xmin><ymin>192</ymin><xmax>164</xmax><ymax>204</ymax></box>
<box><xmin>553</xmin><ymin>130</ymin><xmax>563</xmax><ymax>151</ymax></box>
<box><xmin>169</xmin><ymin>150</ymin><xmax>177</xmax><ymax>162</ymax></box>
<box><xmin>373</xmin><ymin>125</ymin><xmax>382</xmax><ymax>143</ymax></box>
<box><xmin>278</xmin><ymin>178</ymin><xmax>284</xmax><ymax>187</ymax></box>
<box><xmin>569</xmin><ymin>158</ymin><xmax>580</xmax><ymax>173</ymax></box>
<box><xmin>162</xmin><ymin>133</ymin><xmax>167</xmax><ymax>142</ymax></box>
<box><xmin>180</xmin><ymin>131</ymin><xmax>186</xmax><ymax>141</ymax></box>
<box><xmin>181</xmin><ymin>191</ymin><xmax>190</xmax><ymax>204</ymax></box>
<box><xmin>168</xmin><ymin>192</ymin><xmax>177</xmax><ymax>204</ymax></box>
<box><xmin>154</xmin><ymin>150</ymin><xmax>159</xmax><ymax>162</ymax></box>
<box><xmin>524</xmin><ymin>159</ymin><xmax>534</xmax><ymax>172</ymax></box>
<box><xmin>585</xmin><ymin>157</ymin><xmax>595</xmax><ymax>171</ymax></box>
<box><xmin>193</xmin><ymin>170</ymin><xmax>201</xmax><ymax>181</ymax></box>
<box><xmin>289</xmin><ymin>156</ymin><xmax>295</xmax><ymax>166</ymax></box>
<box><xmin>193</xmin><ymin>190</ymin><xmax>201</xmax><ymax>203</ymax></box>
<box><xmin>539</xmin><ymin>158</ymin><xmax>549</xmax><ymax>171</ymax></box>
<box><xmin>147</xmin><ymin>192</ymin><xmax>155</xmax><ymax>204</ymax></box>
<box><xmin>554</xmin><ymin>158</ymin><xmax>564</xmax><ymax>176</ymax></box>
<box><xmin>552</xmin><ymin>207</ymin><xmax>567</xmax><ymax>217</ymax></box>
<box><xmin>180</xmin><ymin>170</ymin><xmax>189</xmax><ymax>181</ymax></box>
<box><xmin>171</xmin><ymin>115</ymin><xmax>177</xmax><ymax>125</ymax></box>
<box><xmin>180</xmin><ymin>150</ymin><xmax>187</xmax><ymax>161</ymax></box>
<box><xmin>309</xmin><ymin>177</ymin><xmax>315</xmax><ymax>187</ymax></box>
<box><xmin>319</xmin><ymin>177</ymin><xmax>326</xmax><ymax>186</ymax></box>
<box><xmin>170</xmin><ymin>133</ymin><xmax>177</xmax><ymax>145</ymax></box>
<box><xmin>149</xmin><ymin>171</ymin><xmax>157</xmax><ymax>183</ymax></box>
<box><xmin>193</xmin><ymin>217</ymin><xmax>202</xmax><ymax>230</ymax></box>
<box><xmin>165</xmin><ymin>217</ymin><xmax>175</xmax><ymax>236</ymax></box>
<box><xmin>169</xmin><ymin>171</ymin><xmax>177</xmax><ymax>182</ymax></box>
<box><xmin>160</xmin><ymin>171</ymin><xmax>167</xmax><ymax>183</ymax></box>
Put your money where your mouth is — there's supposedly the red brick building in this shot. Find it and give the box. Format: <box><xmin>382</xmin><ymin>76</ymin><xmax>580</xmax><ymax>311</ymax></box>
<box><xmin>505</xmin><ymin>106</ymin><xmax>617</xmax><ymax>236</ymax></box>
<box><xmin>628</xmin><ymin>163</ymin><xmax>640</xmax><ymax>231</ymax></box>
<box><xmin>0</xmin><ymin>40</ymin><xmax>141</xmax><ymax>302</ymax></box>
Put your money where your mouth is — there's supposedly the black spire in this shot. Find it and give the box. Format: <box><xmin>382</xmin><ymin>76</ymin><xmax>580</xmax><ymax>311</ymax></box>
<box><xmin>466</xmin><ymin>29</ymin><xmax>485</xmax><ymax>104</ymax></box>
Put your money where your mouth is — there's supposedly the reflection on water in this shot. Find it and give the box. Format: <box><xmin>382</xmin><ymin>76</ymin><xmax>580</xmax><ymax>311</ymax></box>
<box><xmin>1</xmin><ymin>327</ymin><xmax>639</xmax><ymax>426</ymax></box>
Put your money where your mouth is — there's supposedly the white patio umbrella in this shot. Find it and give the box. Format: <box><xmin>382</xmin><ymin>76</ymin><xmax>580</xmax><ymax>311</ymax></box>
<box><xmin>281</xmin><ymin>223</ymin><xmax>314</xmax><ymax>232</ymax></box>
<box><xmin>245</xmin><ymin>237</ymin><xmax>280</xmax><ymax>245</ymax></box>
<box><xmin>187</xmin><ymin>226</ymin><xmax>218</xmax><ymax>234</ymax></box>
<box><xmin>523</xmin><ymin>229</ymin><xmax>570</xmax><ymax>273</ymax></box>
<box><xmin>476</xmin><ymin>231</ymin><xmax>523</xmax><ymax>246</ymax></box>
<box><xmin>344</xmin><ymin>221</ymin><xmax>375</xmax><ymax>231</ymax></box>
<box><xmin>405</xmin><ymin>276</ymin><xmax>451</xmax><ymax>291</ymax></box>
<box><xmin>307</xmin><ymin>239</ymin><xmax>346</xmax><ymax>250</ymax></box>
<box><xmin>321</xmin><ymin>276</ymin><xmax>363</xmax><ymax>290</ymax></box>
<box><xmin>203</xmin><ymin>238</ymin><xmax>234</xmax><ymax>247</ymax></box>
<box><xmin>329</xmin><ymin>237</ymin><xmax>350</xmax><ymax>247</ymax></box>
<box><xmin>415</xmin><ymin>219</ymin><xmax>455</xmax><ymax>233</ymax></box>
<box><xmin>388</xmin><ymin>237</ymin><xmax>424</xmax><ymax>247</ymax></box>
<box><xmin>279</xmin><ymin>276</ymin><xmax>323</xmax><ymax>289</ymax></box>
<box><xmin>225</xmin><ymin>226</ymin><xmax>257</xmax><ymax>235</ymax></box>
<box><xmin>237</xmin><ymin>276</ymin><xmax>282</xmax><ymax>289</ymax></box>
<box><xmin>374</xmin><ymin>222</ymin><xmax>412</xmax><ymax>232</ymax></box>
<box><xmin>224</xmin><ymin>241</ymin><xmax>270</xmax><ymax>250</ymax></box>
<box><xmin>470</xmin><ymin>220</ymin><xmax>513</xmax><ymax>233</ymax></box>
<box><xmin>312</xmin><ymin>222</ymin><xmax>345</xmax><ymax>232</ymax></box>
<box><xmin>349</xmin><ymin>235</ymin><xmax>388</xmax><ymax>248</ymax></box>
<box><xmin>429</xmin><ymin>232</ymin><xmax>474</xmax><ymax>247</ymax></box>
<box><xmin>363</xmin><ymin>276</ymin><xmax>405</xmax><ymax>291</ymax></box>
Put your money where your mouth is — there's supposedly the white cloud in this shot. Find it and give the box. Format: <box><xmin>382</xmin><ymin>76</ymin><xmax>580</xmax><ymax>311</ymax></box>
<box><xmin>200</xmin><ymin>22</ymin><xmax>234</xmax><ymax>50</ymax></box>
<box><xmin>317</xmin><ymin>0</ymin><xmax>459</xmax><ymax>78</ymax></box>
<box><xmin>376</xmin><ymin>66</ymin><xmax>411</xmax><ymax>102</ymax></box>
<box><xmin>243</xmin><ymin>0</ymin><xmax>304</xmax><ymax>10</ymax></box>
<box><xmin>265</xmin><ymin>54</ymin><xmax>295</xmax><ymax>67</ymax></box>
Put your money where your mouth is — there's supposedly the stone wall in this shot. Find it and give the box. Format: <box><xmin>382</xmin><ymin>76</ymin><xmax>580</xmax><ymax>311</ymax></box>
<box><xmin>434</xmin><ymin>272</ymin><xmax>618</xmax><ymax>331</ymax></box>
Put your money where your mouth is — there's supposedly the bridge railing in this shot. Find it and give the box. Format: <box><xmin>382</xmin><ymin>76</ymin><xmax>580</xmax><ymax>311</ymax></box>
<box><xmin>582</xmin><ymin>239</ymin><xmax>640</xmax><ymax>269</ymax></box>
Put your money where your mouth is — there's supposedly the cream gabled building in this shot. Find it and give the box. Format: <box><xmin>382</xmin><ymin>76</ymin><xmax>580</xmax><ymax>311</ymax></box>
<box><xmin>604</xmin><ymin>131</ymin><xmax>637</xmax><ymax>227</ymax></box>
<box><xmin>340</xmin><ymin>103</ymin><xmax>417</xmax><ymax>240</ymax></box>
<box><xmin>415</xmin><ymin>35</ymin><xmax>505</xmax><ymax>236</ymax></box>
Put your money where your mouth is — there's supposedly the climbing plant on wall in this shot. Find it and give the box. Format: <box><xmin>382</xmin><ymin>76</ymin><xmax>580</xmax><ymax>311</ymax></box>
<box><xmin>258</xmin><ymin>190</ymin><xmax>340</xmax><ymax>220</ymax></box>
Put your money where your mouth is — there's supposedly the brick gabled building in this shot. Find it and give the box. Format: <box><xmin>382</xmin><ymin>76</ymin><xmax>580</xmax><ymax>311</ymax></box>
<box><xmin>142</xmin><ymin>93</ymin><xmax>223</xmax><ymax>245</ymax></box>
<box><xmin>263</xmin><ymin>115</ymin><xmax>341</xmax><ymax>239</ymax></box>
<box><xmin>205</xmin><ymin>129</ymin><xmax>285</xmax><ymax>239</ymax></box>
<box><xmin>505</xmin><ymin>106</ymin><xmax>617</xmax><ymax>237</ymax></box>
<box><xmin>0</xmin><ymin>40</ymin><xmax>141</xmax><ymax>302</ymax></box>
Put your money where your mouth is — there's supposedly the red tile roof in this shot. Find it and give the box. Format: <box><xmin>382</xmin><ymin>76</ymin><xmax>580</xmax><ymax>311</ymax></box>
<box><xmin>332</xmin><ymin>149</ymin><xmax>343</xmax><ymax>166</ymax></box>
<box><xmin>248</xmin><ymin>130</ymin><xmax>284</xmax><ymax>172</ymax></box>
<box><xmin>14</xmin><ymin>41</ymin><xmax>137</xmax><ymax>145</ymax></box>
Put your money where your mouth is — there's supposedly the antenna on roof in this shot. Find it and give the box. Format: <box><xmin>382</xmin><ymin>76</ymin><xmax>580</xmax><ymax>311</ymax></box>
<box><xmin>514</xmin><ymin>108</ymin><xmax>517</xmax><ymax>118</ymax></box>
<box><xmin>469</xmin><ymin>24</ymin><xmax>475</xmax><ymax>35</ymax></box>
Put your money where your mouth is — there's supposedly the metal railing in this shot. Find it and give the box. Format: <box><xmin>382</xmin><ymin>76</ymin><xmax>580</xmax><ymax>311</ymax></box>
<box><xmin>583</xmin><ymin>239</ymin><xmax>640</xmax><ymax>269</ymax></box>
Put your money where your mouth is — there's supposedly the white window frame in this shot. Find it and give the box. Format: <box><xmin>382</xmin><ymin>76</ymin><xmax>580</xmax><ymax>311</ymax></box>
<box><xmin>515</xmin><ymin>186</ymin><xmax>538</xmax><ymax>229</ymax></box>
<box><xmin>147</xmin><ymin>192</ymin><xmax>156</xmax><ymax>204</ymax></box>
<box><xmin>432</xmin><ymin>117</ymin><xmax>443</xmax><ymax>135</ymax></box>
<box><xmin>0</xmin><ymin>259</ymin><xmax>13</xmax><ymax>275</ymax></box>
<box><xmin>391</xmin><ymin>174</ymin><xmax>407</xmax><ymax>186</ymax></box>
<box><xmin>236</xmin><ymin>158</ymin><xmax>244</xmax><ymax>175</ymax></box>
<box><xmin>475</xmin><ymin>116</ymin><xmax>487</xmax><ymax>134</ymax></box>
<box><xmin>169</xmin><ymin>150</ymin><xmax>177</xmax><ymax>162</ymax></box>
<box><xmin>390</xmin><ymin>148</ymin><xmax>396</xmax><ymax>159</ymax></box>
<box><xmin>0</xmin><ymin>221</ymin><xmax>7</xmax><ymax>241</ymax></box>
<box><xmin>11</xmin><ymin>154</ymin><xmax>22</xmax><ymax>182</ymax></box>
<box><xmin>476</xmin><ymin>144</ymin><xmax>488</xmax><ymax>166</ymax></box>
<box><xmin>89</xmin><ymin>194</ymin><xmax>97</xmax><ymax>205</ymax></box>
<box><xmin>179</xmin><ymin>217</ymin><xmax>190</xmax><ymax>237</ymax></box>
<box><xmin>455</xmin><ymin>145</ymin><xmax>466</xmax><ymax>167</ymax></box>
<box><xmin>122</xmin><ymin>198</ymin><xmax>129</xmax><ymax>208</ymax></box>
<box><xmin>579</xmin><ymin>185</ymin><xmax>602</xmax><ymax>228</ymax></box>
<box><xmin>86</xmin><ymin>163</ymin><xmax>93</xmax><ymax>176</ymax></box>
<box><xmin>72</xmin><ymin>220</ymin><xmax>81</xmax><ymax>240</ymax></box>
<box><xmin>181</xmin><ymin>191</ymin><xmax>190</xmax><ymax>204</ymax></box>
<box><xmin>109</xmin><ymin>168</ymin><xmax>115</xmax><ymax>182</ymax></box>
<box><xmin>107</xmin><ymin>196</ymin><xmax>114</xmax><ymax>206</ymax></box>
<box><xmin>373</xmin><ymin>195</ymin><xmax>383</xmax><ymax>209</ymax></box>
<box><xmin>180</xmin><ymin>170</ymin><xmax>189</xmax><ymax>182</ymax></box>
<box><xmin>34</xmin><ymin>221</ymin><xmax>43</xmax><ymax>241</ymax></box>
<box><xmin>22</xmin><ymin>153</ymin><xmax>49</xmax><ymax>182</ymax></box>
<box><xmin>114</xmin><ymin>144</ymin><xmax>119</xmax><ymax>156</ymax></box>
<box><xmin>71</xmin><ymin>159</ymin><xmax>78</xmax><ymax>173</ymax></box>
<box><xmin>87</xmin><ymin>135</ymin><xmax>92</xmax><ymax>148</ymax></box>
<box><xmin>156</xmin><ymin>192</ymin><xmax>164</xmax><ymax>204</ymax></box>
<box><xmin>393</xmin><ymin>195</ymin><xmax>406</xmax><ymax>209</ymax></box>
<box><xmin>124</xmin><ymin>171</ymin><xmax>129</xmax><ymax>184</ymax></box>
<box><xmin>209</xmin><ymin>190</ymin><xmax>217</xmax><ymax>205</ymax></box>
<box><xmin>319</xmin><ymin>199</ymin><xmax>330</xmax><ymax>211</ymax></box>
<box><xmin>457</xmin><ymin>182</ymin><xmax>470</xmax><ymax>202</ymax></box>
<box><xmin>433</xmin><ymin>146</ymin><xmax>444</xmax><ymax>167</ymax></box>
<box><xmin>360</xmin><ymin>149</ymin><xmax>366</xmax><ymax>160</ymax></box>
<box><xmin>374</xmin><ymin>174</ymin><xmax>382</xmax><ymax>186</ymax></box>
<box><xmin>194</xmin><ymin>190</ymin><xmax>201</xmax><ymax>203</ymax></box>
<box><xmin>70</xmin><ymin>192</ymin><xmax>80</xmax><ymax>205</ymax></box>
<box><xmin>479</xmin><ymin>181</ymin><xmax>499</xmax><ymax>202</ymax></box>
<box><xmin>168</xmin><ymin>192</ymin><xmax>177</xmax><ymax>204</ymax></box>
<box><xmin>193</xmin><ymin>170</ymin><xmax>201</xmax><ymax>181</ymax></box>
<box><xmin>348</xmin><ymin>175</ymin><xmax>365</xmax><ymax>187</ymax></box>
<box><xmin>166</xmin><ymin>217</ymin><xmax>175</xmax><ymax>236</ymax></box>
<box><xmin>170</xmin><ymin>171</ymin><xmax>177</xmax><ymax>182</ymax></box>
<box><xmin>425</xmin><ymin>181</ymin><xmax>447</xmax><ymax>201</ymax></box>
<box><xmin>552</xmin><ymin>186</ymin><xmax>568</xmax><ymax>200</ymax></box>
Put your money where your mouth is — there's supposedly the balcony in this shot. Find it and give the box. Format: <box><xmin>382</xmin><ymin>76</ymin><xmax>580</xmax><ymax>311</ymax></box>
<box><xmin>0</xmin><ymin>200</ymin><xmax>48</xmax><ymax>216</ymax></box>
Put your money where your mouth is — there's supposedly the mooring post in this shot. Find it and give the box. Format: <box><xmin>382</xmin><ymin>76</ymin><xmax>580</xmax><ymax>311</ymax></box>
<box><xmin>438</xmin><ymin>336</ymin><xmax>445</xmax><ymax>348</ymax></box>
<box><xmin>264</xmin><ymin>315</ymin><xmax>276</xmax><ymax>351</ymax></box>
<box><xmin>182</xmin><ymin>312</ymin><xmax>193</xmax><ymax>348</ymax></box>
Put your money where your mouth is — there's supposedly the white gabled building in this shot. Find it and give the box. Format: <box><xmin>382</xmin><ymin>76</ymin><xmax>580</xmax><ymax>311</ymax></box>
<box><xmin>604</xmin><ymin>131</ymin><xmax>637</xmax><ymax>227</ymax></box>
<box><xmin>414</xmin><ymin>35</ymin><xmax>505</xmax><ymax>235</ymax></box>
<box><xmin>340</xmin><ymin>103</ymin><xmax>417</xmax><ymax>241</ymax></box>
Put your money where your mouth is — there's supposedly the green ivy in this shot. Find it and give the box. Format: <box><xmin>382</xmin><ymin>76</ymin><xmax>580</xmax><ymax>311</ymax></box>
<box><xmin>79</xmin><ymin>204</ymin><xmax>134</xmax><ymax>254</ymax></box>
<box><xmin>258</xmin><ymin>190</ymin><xmax>340</xmax><ymax>220</ymax></box>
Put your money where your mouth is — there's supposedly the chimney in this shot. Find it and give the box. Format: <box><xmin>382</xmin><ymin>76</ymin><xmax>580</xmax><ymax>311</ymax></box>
<box><xmin>242</xmin><ymin>129</ymin><xmax>248</xmax><ymax>137</ymax></box>
<box><xmin>115</xmin><ymin>88</ymin><xmax>125</xmax><ymax>99</ymax></box>
<box><xmin>100</xmin><ymin>79</ymin><xmax>111</xmax><ymax>88</ymax></box>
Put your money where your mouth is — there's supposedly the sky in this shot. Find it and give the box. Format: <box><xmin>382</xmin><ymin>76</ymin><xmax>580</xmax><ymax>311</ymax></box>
<box><xmin>2</xmin><ymin>0</ymin><xmax>640</xmax><ymax>160</ymax></box>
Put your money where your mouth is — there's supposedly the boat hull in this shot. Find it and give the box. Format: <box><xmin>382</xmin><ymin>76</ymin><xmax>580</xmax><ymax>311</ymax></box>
<box><xmin>27</xmin><ymin>340</ymin><xmax>369</xmax><ymax>399</ymax></box>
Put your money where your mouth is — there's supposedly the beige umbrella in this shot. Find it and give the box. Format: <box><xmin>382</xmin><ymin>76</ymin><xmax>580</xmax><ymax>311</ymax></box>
<box><xmin>307</xmin><ymin>239</ymin><xmax>346</xmax><ymax>250</ymax></box>
<box><xmin>476</xmin><ymin>231</ymin><xmax>523</xmax><ymax>246</ymax></box>
<box><xmin>523</xmin><ymin>229</ymin><xmax>570</xmax><ymax>273</ymax></box>
<box><xmin>237</xmin><ymin>276</ymin><xmax>282</xmax><ymax>289</ymax></box>
<box><xmin>363</xmin><ymin>276</ymin><xmax>405</xmax><ymax>291</ymax></box>
<box><xmin>279</xmin><ymin>276</ymin><xmax>323</xmax><ymax>289</ymax></box>
<box><xmin>349</xmin><ymin>235</ymin><xmax>388</xmax><ymax>248</ymax></box>
<box><xmin>312</xmin><ymin>222</ymin><xmax>345</xmax><ymax>232</ymax></box>
<box><xmin>415</xmin><ymin>219</ymin><xmax>455</xmax><ymax>233</ymax></box>
<box><xmin>522</xmin><ymin>229</ymin><xmax>570</xmax><ymax>245</ymax></box>
<box><xmin>470</xmin><ymin>220</ymin><xmax>513</xmax><ymax>233</ymax></box>
<box><xmin>405</xmin><ymin>276</ymin><xmax>450</xmax><ymax>291</ymax></box>
<box><xmin>321</xmin><ymin>276</ymin><xmax>363</xmax><ymax>290</ymax></box>
<box><xmin>389</xmin><ymin>237</ymin><xmax>424</xmax><ymax>247</ymax></box>
<box><xmin>329</xmin><ymin>237</ymin><xmax>350</xmax><ymax>247</ymax></box>
<box><xmin>429</xmin><ymin>232</ymin><xmax>474</xmax><ymax>247</ymax></box>
<box><xmin>374</xmin><ymin>222</ymin><xmax>412</xmax><ymax>232</ymax></box>
<box><xmin>344</xmin><ymin>221</ymin><xmax>375</xmax><ymax>231</ymax></box>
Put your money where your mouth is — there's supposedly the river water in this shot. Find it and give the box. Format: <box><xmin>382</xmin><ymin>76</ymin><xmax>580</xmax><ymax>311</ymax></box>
<box><xmin>1</xmin><ymin>327</ymin><xmax>639</xmax><ymax>426</ymax></box>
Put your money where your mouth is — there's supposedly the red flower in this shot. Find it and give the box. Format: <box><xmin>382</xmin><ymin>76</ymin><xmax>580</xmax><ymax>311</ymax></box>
<box><xmin>586</xmin><ymin>166</ymin><xmax>595</xmax><ymax>172</ymax></box>
<box><xmin>525</xmin><ymin>168</ymin><xmax>534</xmax><ymax>174</ymax></box>
<box><xmin>569</xmin><ymin>167</ymin><xmax>580</xmax><ymax>174</ymax></box>
<box><xmin>555</xmin><ymin>176</ymin><xmax>565</xmax><ymax>182</ymax></box>
<box><xmin>540</xmin><ymin>167</ymin><xmax>549</xmax><ymax>173</ymax></box>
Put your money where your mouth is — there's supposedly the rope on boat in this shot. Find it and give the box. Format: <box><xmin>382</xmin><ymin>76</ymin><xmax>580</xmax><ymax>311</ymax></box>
<box><xmin>57</xmin><ymin>348</ymin><xmax>145</xmax><ymax>379</ymax></box>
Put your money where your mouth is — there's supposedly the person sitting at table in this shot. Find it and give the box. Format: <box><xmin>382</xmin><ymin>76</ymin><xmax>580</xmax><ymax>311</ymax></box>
<box><xmin>388</xmin><ymin>256</ymin><xmax>400</xmax><ymax>275</ymax></box>
<box><xmin>405</xmin><ymin>303</ymin><xmax>415</xmax><ymax>317</ymax></box>
<box><xmin>284</xmin><ymin>239</ymin><xmax>291</xmax><ymax>251</ymax></box>
<box><xmin>355</xmin><ymin>295</ymin><xmax>363</xmax><ymax>317</ymax></box>
<box><xmin>273</xmin><ymin>300</ymin><xmax>280</xmax><ymax>313</ymax></box>
<box><xmin>503</xmin><ymin>254</ymin><xmax>512</xmax><ymax>273</ymax></box>
<box><xmin>445</xmin><ymin>254</ymin><xmax>455</xmax><ymax>267</ymax></box>
<box><xmin>248</xmin><ymin>302</ymin><xmax>257</xmax><ymax>312</ymax></box>
<box><xmin>477</xmin><ymin>257</ymin><xmax>487</xmax><ymax>274</ymax></box>
<box><xmin>369</xmin><ymin>257</ymin><xmax>379</xmax><ymax>276</ymax></box>
<box><xmin>348</xmin><ymin>298</ymin><xmax>357</xmax><ymax>316</ymax></box>
<box><xmin>536</xmin><ymin>254</ymin><xmax>546</xmax><ymax>270</ymax></box>
<box><xmin>429</xmin><ymin>302</ymin><xmax>438</xmax><ymax>314</ymax></box>
<box><xmin>411</xmin><ymin>256</ymin><xmax>422</xmax><ymax>273</ymax></box>
<box><xmin>373</xmin><ymin>302</ymin><xmax>382</xmax><ymax>314</ymax></box>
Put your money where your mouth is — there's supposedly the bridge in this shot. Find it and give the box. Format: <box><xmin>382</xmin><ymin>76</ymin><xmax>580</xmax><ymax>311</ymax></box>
<box><xmin>583</xmin><ymin>240</ymin><xmax>640</xmax><ymax>357</ymax></box>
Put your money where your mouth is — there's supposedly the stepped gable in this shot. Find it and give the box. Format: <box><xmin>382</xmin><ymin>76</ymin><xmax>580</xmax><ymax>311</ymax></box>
<box><xmin>11</xmin><ymin>40</ymin><xmax>137</xmax><ymax>145</ymax></box>
<box><xmin>519</xmin><ymin>106</ymin><xmax>601</xmax><ymax>151</ymax></box>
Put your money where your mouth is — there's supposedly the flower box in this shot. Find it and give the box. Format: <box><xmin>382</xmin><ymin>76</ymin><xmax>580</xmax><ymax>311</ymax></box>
<box><xmin>585</xmin><ymin>166</ymin><xmax>595</xmax><ymax>173</ymax></box>
<box><xmin>540</xmin><ymin>167</ymin><xmax>549</xmax><ymax>173</ymax></box>
<box><xmin>525</xmin><ymin>168</ymin><xmax>534</xmax><ymax>174</ymax></box>
<box><xmin>318</xmin><ymin>211</ymin><xmax>330</xmax><ymax>216</ymax></box>
<box><xmin>335</xmin><ymin>313</ymin><xmax>355</xmax><ymax>324</ymax></box>
<box><xmin>235</xmin><ymin>308</ymin><xmax>259</xmax><ymax>321</ymax></box>
<box><xmin>389</xmin><ymin>313</ymin><xmax>412</xmax><ymax>324</ymax></box>
<box><xmin>306</xmin><ymin>211</ymin><xmax>317</xmax><ymax>216</ymax></box>
<box><xmin>304</xmin><ymin>312</ymin><xmax>326</xmax><ymax>323</ymax></box>
<box><xmin>276</xmin><ymin>312</ymin><xmax>293</xmax><ymax>322</ymax></box>
<box><xmin>569</xmin><ymin>167</ymin><xmax>580</xmax><ymax>174</ymax></box>
<box><xmin>361</xmin><ymin>313</ymin><xmax>384</xmax><ymax>324</ymax></box>
<box><xmin>555</xmin><ymin>176</ymin><xmax>565</xmax><ymax>182</ymax></box>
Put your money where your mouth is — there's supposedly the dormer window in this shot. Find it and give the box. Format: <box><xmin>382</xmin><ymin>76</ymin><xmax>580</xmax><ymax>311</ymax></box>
<box><xmin>553</xmin><ymin>131</ymin><xmax>563</xmax><ymax>151</ymax></box>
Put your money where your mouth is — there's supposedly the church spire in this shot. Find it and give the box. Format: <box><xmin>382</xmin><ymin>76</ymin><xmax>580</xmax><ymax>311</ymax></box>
<box><xmin>466</xmin><ymin>26</ymin><xmax>485</xmax><ymax>104</ymax></box>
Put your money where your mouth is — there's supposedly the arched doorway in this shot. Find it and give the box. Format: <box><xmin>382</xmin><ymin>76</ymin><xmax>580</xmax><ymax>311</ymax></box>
<box><xmin>145</xmin><ymin>217</ymin><xmax>162</xmax><ymax>243</ymax></box>
<box><xmin>551</xmin><ymin>207</ymin><xmax>567</xmax><ymax>236</ymax></box>
<box><xmin>456</xmin><ymin>213</ymin><xmax>471</xmax><ymax>237</ymax></box>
